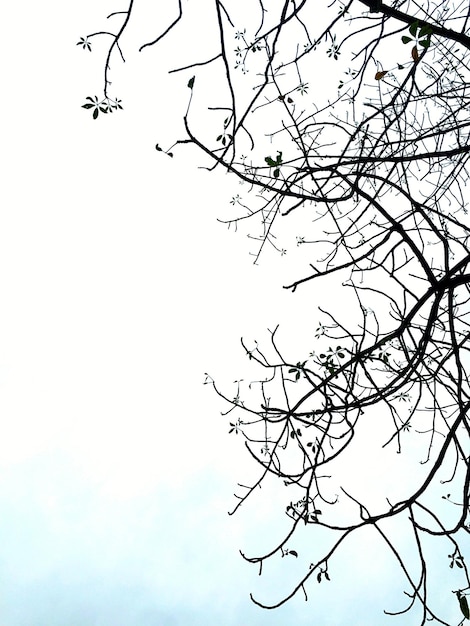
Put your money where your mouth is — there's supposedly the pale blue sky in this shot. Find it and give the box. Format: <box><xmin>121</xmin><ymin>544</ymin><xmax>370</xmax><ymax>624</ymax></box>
<box><xmin>0</xmin><ymin>2</ymin><xmax>468</xmax><ymax>625</ymax></box>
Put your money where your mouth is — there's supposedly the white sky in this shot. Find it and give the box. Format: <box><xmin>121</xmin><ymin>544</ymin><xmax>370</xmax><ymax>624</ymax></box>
<box><xmin>0</xmin><ymin>2</ymin><xmax>467</xmax><ymax>625</ymax></box>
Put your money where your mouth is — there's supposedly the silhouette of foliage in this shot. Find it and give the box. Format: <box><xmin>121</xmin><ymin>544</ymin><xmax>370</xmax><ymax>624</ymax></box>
<box><xmin>79</xmin><ymin>1</ymin><xmax>470</xmax><ymax>622</ymax></box>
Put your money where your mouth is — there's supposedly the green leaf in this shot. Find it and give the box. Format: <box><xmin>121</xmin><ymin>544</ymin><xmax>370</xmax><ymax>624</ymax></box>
<box><xmin>419</xmin><ymin>37</ymin><xmax>431</xmax><ymax>48</ymax></box>
<box><xmin>265</xmin><ymin>156</ymin><xmax>277</xmax><ymax>166</ymax></box>
<box><xmin>82</xmin><ymin>103</ymin><xmax>94</xmax><ymax>109</ymax></box>
<box><xmin>418</xmin><ymin>24</ymin><xmax>433</xmax><ymax>37</ymax></box>
<box><xmin>401</xmin><ymin>35</ymin><xmax>412</xmax><ymax>44</ymax></box>
<box><xmin>187</xmin><ymin>76</ymin><xmax>195</xmax><ymax>89</ymax></box>
<box><xmin>409</xmin><ymin>21</ymin><xmax>419</xmax><ymax>37</ymax></box>
<box><xmin>459</xmin><ymin>594</ymin><xmax>470</xmax><ymax>620</ymax></box>
<box><xmin>92</xmin><ymin>108</ymin><xmax>99</xmax><ymax>120</ymax></box>
<box><xmin>274</xmin><ymin>168</ymin><xmax>280</xmax><ymax>178</ymax></box>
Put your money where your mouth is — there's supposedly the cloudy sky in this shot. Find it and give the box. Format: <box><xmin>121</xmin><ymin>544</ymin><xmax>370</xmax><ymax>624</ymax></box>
<box><xmin>0</xmin><ymin>2</ymin><xmax>467</xmax><ymax>625</ymax></box>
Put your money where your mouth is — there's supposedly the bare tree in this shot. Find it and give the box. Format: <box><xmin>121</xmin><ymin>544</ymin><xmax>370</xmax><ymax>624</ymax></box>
<box><xmin>79</xmin><ymin>1</ymin><xmax>470</xmax><ymax>622</ymax></box>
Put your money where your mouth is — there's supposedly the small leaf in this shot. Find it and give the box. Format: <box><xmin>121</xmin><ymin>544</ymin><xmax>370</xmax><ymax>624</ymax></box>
<box><xmin>187</xmin><ymin>76</ymin><xmax>195</xmax><ymax>89</ymax></box>
<box><xmin>397</xmin><ymin>64</ymin><xmax>404</xmax><ymax>69</ymax></box>
<box><xmin>375</xmin><ymin>71</ymin><xmax>387</xmax><ymax>80</ymax></box>
<box><xmin>409</xmin><ymin>21</ymin><xmax>419</xmax><ymax>37</ymax></box>
<box><xmin>289</xmin><ymin>550</ymin><xmax>298</xmax><ymax>557</ymax></box>
<box><xmin>265</xmin><ymin>156</ymin><xmax>277</xmax><ymax>166</ymax></box>
<box><xmin>317</xmin><ymin>572</ymin><xmax>322</xmax><ymax>583</ymax></box>
<box><xmin>82</xmin><ymin>103</ymin><xmax>94</xmax><ymax>109</ymax></box>
<box><xmin>155</xmin><ymin>144</ymin><xmax>162</xmax><ymax>151</ymax></box>
<box><xmin>167</xmin><ymin>152</ymin><xmax>174</xmax><ymax>158</ymax></box>
<box><xmin>411</xmin><ymin>45</ymin><xmax>419</xmax><ymax>61</ymax></box>
<box><xmin>274</xmin><ymin>168</ymin><xmax>280</xmax><ymax>178</ymax></box>
<box><xmin>401</xmin><ymin>36</ymin><xmax>412</xmax><ymax>44</ymax></box>
<box><xmin>419</xmin><ymin>37</ymin><xmax>431</xmax><ymax>48</ymax></box>
<box><xmin>92</xmin><ymin>108</ymin><xmax>99</xmax><ymax>120</ymax></box>
<box><xmin>418</xmin><ymin>24</ymin><xmax>433</xmax><ymax>37</ymax></box>
<box><xmin>287</xmin><ymin>96</ymin><xmax>293</xmax><ymax>103</ymax></box>
<box><xmin>459</xmin><ymin>594</ymin><xmax>470</xmax><ymax>620</ymax></box>
<box><xmin>457</xmin><ymin>560</ymin><xmax>464</xmax><ymax>568</ymax></box>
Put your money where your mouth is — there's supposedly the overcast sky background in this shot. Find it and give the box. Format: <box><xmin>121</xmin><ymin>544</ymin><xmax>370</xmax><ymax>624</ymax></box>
<box><xmin>0</xmin><ymin>2</ymin><xmax>467</xmax><ymax>625</ymax></box>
